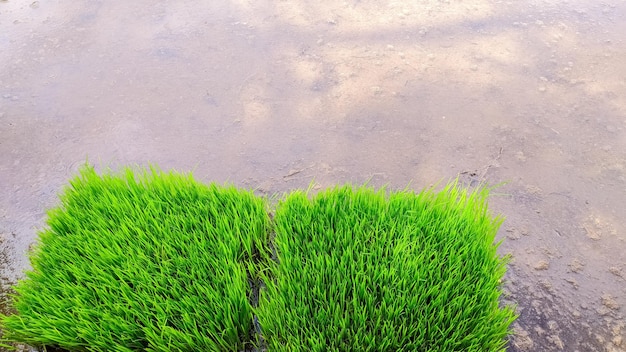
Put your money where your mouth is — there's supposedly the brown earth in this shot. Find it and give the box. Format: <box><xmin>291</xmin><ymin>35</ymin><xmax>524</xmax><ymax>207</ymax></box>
<box><xmin>1</xmin><ymin>0</ymin><xmax>625</xmax><ymax>351</ymax></box>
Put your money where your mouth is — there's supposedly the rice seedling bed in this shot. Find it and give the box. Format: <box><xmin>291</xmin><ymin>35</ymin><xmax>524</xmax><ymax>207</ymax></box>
<box><xmin>1</xmin><ymin>166</ymin><xmax>270</xmax><ymax>351</ymax></box>
<box><xmin>256</xmin><ymin>184</ymin><xmax>516</xmax><ymax>351</ymax></box>
<box><xmin>1</xmin><ymin>166</ymin><xmax>515</xmax><ymax>351</ymax></box>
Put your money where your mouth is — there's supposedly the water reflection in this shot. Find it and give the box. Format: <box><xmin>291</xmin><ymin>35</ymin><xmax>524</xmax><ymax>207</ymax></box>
<box><xmin>0</xmin><ymin>0</ymin><xmax>624</xmax><ymax>350</ymax></box>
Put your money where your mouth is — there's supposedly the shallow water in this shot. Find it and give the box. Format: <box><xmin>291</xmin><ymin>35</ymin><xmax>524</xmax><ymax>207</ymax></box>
<box><xmin>1</xmin><ymin>0</ymin><xmax>625</xmax><ymax>350</ymax></box>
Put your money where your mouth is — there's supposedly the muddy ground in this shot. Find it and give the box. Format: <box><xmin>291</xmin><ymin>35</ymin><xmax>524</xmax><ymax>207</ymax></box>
<box><xmin>1</xmin><ymin>0</ymin><xmax>625</xmax><ymax>351</ymax></box>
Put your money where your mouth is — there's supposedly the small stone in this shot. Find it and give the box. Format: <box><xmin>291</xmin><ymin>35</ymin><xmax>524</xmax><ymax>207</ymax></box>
<box><xmin>565</xmin><ymin>277</ymin><xmax>579</xmax><ymax>289</ymax></box>
<box><xmin>608</xmin><ymin>266</ymin><xmax>623</xmax><ymax>278</ymax></box>
<box><xmin>584</xmin><ymin>224</ymin><xmax>601</xmax><ymax>240</ymax></box>
<box><xmin>506</xmin><ymin>228</ymin><xmax>522</xmax><ymax>240</ymax></box>
<box><xmin>538</xmin><ymin>86</ymin><xmax>546</xmax><ymax>92</ymax></box>
<box><xmin>597</xmin><ymin>306</ymin><xmax>612</xmax><ymax>316</ymax></box>
<box><xmin>539</xmin><ymin>279</ymin><xmax>553</xmax><ymax>290</ymax></box>
<box><xmin>547</xmin><ymin>334</ymin><xmax>564</xmax><ymax>349</ymax></box>
<box><xmin>534</xmin><ymin>260</ymin><xmax>549</xmax><ymax>270</ymax></box>
<box><xmin>569</xmin><ymin>258</ymin><xmax>585</xmax><ymax>272</ymax></box>
<box><xmin>602</xmin><ymin>294</ymin><xmax>620</xmax><ymax>310</ymax></box>
<box><xmin>370</xmin><ymin>86</ymin><xmax>382</xmax><ymax>95</ymax></box>
<box><xmin>512</xmin><ymin>323</ymin><xmax>534</xmax><ymax>350</ymax></box>
<box><xmin>547</xmin><ymin>320</ymin><xmax>558</xmax><ymax>330</ymax></box>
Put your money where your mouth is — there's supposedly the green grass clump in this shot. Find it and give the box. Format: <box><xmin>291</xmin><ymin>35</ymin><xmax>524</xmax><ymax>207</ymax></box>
<box><xmin>256</xmin><ymin>183</ymin><xmax>516</xmax><ymax>351</ymax></box>
<box><xmin>1</xmin><ymin>166</ymin><xmax>270</xmax><ymax>351</ymax></box>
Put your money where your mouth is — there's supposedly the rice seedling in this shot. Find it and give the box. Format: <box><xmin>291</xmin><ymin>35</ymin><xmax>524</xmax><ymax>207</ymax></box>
<box><xmin>0</xmin><ymin>165</ymin><xmax>270</xmax><ymax>351</ymax></box>
<box><xmin>256</xmin><ymin>183</ymin><xmax>516</xmax><ymax>351</ymax></box>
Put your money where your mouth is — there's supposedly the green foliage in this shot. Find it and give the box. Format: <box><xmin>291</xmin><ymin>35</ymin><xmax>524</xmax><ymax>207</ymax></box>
<box><xmin>0</xmin><ymin>166</ymin><xmax>270</xmax><ymax>351</ymax></box>
<box><xmin>1</xmin><ymin>166</ymin><xmax>515</xmax><ymax>351</ymax></box>
<box><xmin>256</xmin><ymin>184</ymin><xmax>516</xmax><ymax>352</ymax></box>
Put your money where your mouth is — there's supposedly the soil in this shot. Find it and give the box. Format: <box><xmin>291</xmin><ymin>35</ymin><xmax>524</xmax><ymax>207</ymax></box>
<box><xmin>1</xmin><ymin>0</ymin><xmax>625</xmax><ymax>351</ymax></box>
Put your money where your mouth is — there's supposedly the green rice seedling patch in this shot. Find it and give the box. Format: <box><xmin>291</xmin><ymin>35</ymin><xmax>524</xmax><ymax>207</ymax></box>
<box><xmin>1</xmin><ymin>166</ymin><xmax>270</xmax><ymax>351</ymax></box>
<box><xmin>257</xmin><ymin>184</ymin><xmax>516</xmax><ymax>351</ymax></box>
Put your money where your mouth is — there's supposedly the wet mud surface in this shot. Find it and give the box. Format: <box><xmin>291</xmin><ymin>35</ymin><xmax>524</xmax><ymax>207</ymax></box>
<box><xmin>1</xmin><ymin>0</ymin><xmax>625</xmax><ymax>350</ymax></box>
